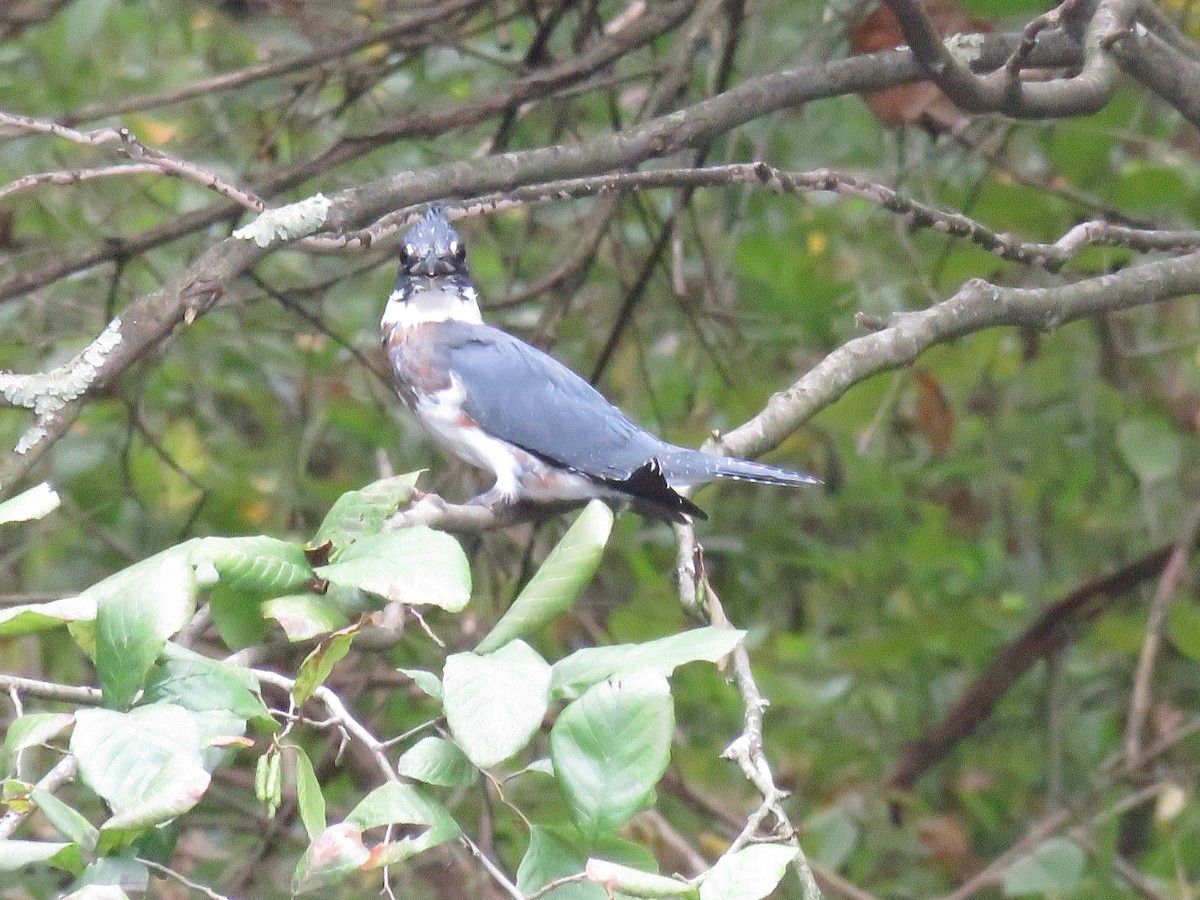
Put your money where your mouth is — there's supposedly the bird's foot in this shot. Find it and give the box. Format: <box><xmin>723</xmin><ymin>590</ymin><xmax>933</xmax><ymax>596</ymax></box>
<box><xmin>468</xmin><ymin>486</ymin><xmax>517</xmax><ymax>509</ymax></box>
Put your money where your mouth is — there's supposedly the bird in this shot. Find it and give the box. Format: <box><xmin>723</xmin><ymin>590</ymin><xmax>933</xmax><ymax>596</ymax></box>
<box><xmin>380</xmin><ymin>207</ymin><xmax>820</xmax><ymax>523</ymax></box>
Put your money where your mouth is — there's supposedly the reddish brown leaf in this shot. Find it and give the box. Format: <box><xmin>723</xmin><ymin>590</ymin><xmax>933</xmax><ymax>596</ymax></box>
<box><xmin>917</xmin><ymin>814</ymin><xmax>979</xmax><ymax>882</ymax></box>
<box><xmin>850</xmin><ymin>1</ymin><xmax>994</xmax><ymax>130</ymax></box>
<box><xmin>914</xmin><ymin>369</ymin><xmax>955</xmax><ymax>455</ymax></box>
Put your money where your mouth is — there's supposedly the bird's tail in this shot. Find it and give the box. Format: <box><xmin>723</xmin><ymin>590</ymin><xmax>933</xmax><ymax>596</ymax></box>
<box><xmin>660</xmin><ymin>450</ymin><xmax>821</xmax><ymax>489</ymax></box>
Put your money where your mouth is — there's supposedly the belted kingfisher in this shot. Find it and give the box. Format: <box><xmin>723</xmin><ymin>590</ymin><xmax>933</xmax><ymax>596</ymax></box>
<box><xmin>381</xmin><ymin>208</ymin><xmax>820</xmax><ymax>523</ymax></box>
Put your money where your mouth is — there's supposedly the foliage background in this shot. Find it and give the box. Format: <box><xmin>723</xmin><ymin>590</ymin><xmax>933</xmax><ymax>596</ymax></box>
<box><xmin>2</xmin><ymin>0</ymin><xmax>1200</xmax><ymax>897</ymax></box>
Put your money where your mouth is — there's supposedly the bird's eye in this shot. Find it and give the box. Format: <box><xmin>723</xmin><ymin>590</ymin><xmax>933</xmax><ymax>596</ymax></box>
<box><xmin>451</xmin><ymin>241</ymin><xmax>466</xmax><ymax>261</ymax></box>
<box><xmin>399</xmin><ymin>244</ymin><xmax>413</xmax><ymax>265</ymax></box>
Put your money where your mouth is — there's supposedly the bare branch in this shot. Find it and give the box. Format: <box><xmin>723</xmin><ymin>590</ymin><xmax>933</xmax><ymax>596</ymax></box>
<box><xmin>712</xmin><ymin>251</ymin><xmax>1200</xmax><ymax>465</ymax></box>
<box><xmin>439</xmin><ymin>164</ymin><xmax>1200</xmax><ymax>271</ymax></box>
<box><xmin>1134</xmin><ymin>0</ymin><xmax>1200</xmax><ymax>58</ymax></box>
<box><xmin>1123</xmin><ymin>504</ymin><xmax>1200</xmax><ymax>762</ymax></box>
<box><xmin>0</xmin><ymin>0</ymin><xmax>696</xmax><ymax>304</ymax></box>
<box><xmin>319</xmin><ymin>27</ymin><xmax>1089</xmax><ymax>234</ymax></box>
<box><xmin>253</xmin><ymin>667</ymin><xmax>397</xmax><ymax>784</ymax></box>
<box><xmin>1004</xmin><ymin>0</ymin><xmax>1096</xmax><ymax>86</ymax></box>
<box><xmin>1105</xmin><ymin>19</ymin><xmax>1200</xmax><ymax>129</ymax></box>
<box><xmin>55</xmin><ymin>0</ymin><xmax>488</xmax><ymax>126</ymax></box>
<box><xmin>0</xmin><ymin>672</ymin><xmax>102</xmax><ymax>706</ymax></box>
<box><xmin>886</xmin><ymin>543</ymin><xmax>1177</xmax><ymax>792</ymax></box>
<box><xmin>882</xmin><ymin>0</ymin><xmax>1132</xmax><ymax>118</ymax></box>
<box><xmin>677</xmin><ymin>555</ymin><xmax>823</xmax><ymax>900</ymax></box>
<box><xmin>0</xmin><ymin>109</ymin><xmax>265</xmax><ymax>212</ymax></box>
<box><xmin>384</xmin><ymin>493</ymin><xmax>588</xmax><ymax>533</ymax></box>
<box><xmin>0</xmin><ymin>163</ymin><xmax>163</xmax><ymax>200</ymax></box>
<box><xmin>136</xmin><ymin>857</ymin><xmax>232</xmax><ymax>900</ymax></box>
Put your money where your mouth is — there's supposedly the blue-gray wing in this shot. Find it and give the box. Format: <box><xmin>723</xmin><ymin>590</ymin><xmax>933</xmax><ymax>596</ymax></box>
<box><xmin>439</xmin><ymin>321</ymin><xmax>665</xmax><ymax>481</ymax></box>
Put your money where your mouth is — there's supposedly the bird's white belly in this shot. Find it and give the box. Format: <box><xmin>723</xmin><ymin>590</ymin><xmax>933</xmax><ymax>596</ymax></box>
<box><xmin>414</xmin><ymin>377</ymin><xmax>601</xmax><ymax>503</ymax></box>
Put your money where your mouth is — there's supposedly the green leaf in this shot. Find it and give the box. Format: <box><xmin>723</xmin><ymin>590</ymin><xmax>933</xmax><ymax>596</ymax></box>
<box><xmin>146</xmin><ymin>648</ymin><xmax>270</xmax><ymax>722</ymax></box>
<box><xmin>315</xmin><ymin>527</ymin><xmax>471</xmax><ymax>611</ymax></box>
<box><xmin>399</xmin><ymin>667</ymin><xmax>443</xmax><ymax>700</ymax></box>
<box><xmin>517</xmin><ymin>825</ymin><xmax>657</xmax><ymax>900</ymax></box>
<box><xmin>0</xmin><ymin>596</ymin><xmax>97</xmax><ymax>637</ymax></box>
<box><xmin>102</xmin><ymin>754</ymin><xmax>212</xmax><ymax>831</ymax></box>
<box><xmin>586</xmin><ymin>858</ymin><xmax>697</xmax><ymax>897</ymax></box>
<box><xmin>209</xmin><ymin>586</ymin><xmax>268</xmax><ymax>650</ymax></box>
<box><xmin>292</xmin><ymin>745</ymin><xmax>326</xmax><ymax>841</ymax></box>
<box><xmin>32</xmin><ymin>786</ymin><xmax>99</xmax><ymax>853</ymax></box>
<box><xmin>144</xmin><ymin>649</ymin><xmax>272</xmax><ymax>761</ymax></box>
<box><xmin>0</xmin><ymin>839</ymin><xmax>74</xmax><ymax>872</ymax></box>
<box><xmin>0</xmin><ymin>482</ymin><xmax>60</xmax><ymax>524</ymax></box>
<box><xmin>314</xmin><ymin>473</ymin><xmax>421</xmax><ymax>550</ymax></box>
<box><xmin>1003</xmin><ymin>837</ymin><xmax>1086</xmax><ymax>896</ymax></box>
<box><xmin>94</xmin><ymin>551</ymin><xmax>196</xmax><ymax>708</ymax></box>
<box><xmin>804</xmin><ymin>806</ymin><xmax>859</xmax><ymax>870</ymax></box>
<box><xmin>551</xmin><ymin>627</ymin><xmax>744</xmax><ymax>698</ymax></box>
<box><xmin>1168</xmin><ymin>600</ymin><xmax>1200</xmax><ymax>663</ymax></box>
<box><xmin>397</xmin><ymin>736</ymin><xmax>477</xmax><ymax>787</ymax></box>
<box><xmin>698</xmin><ymin>844</ymin><xmax>798</xmax><ymax>900</ymax></box>
<box><xmin>550</xmin><ymin>672</ymin><xmax>674</xmax><ymax>838</ymax></box>
<box><xmin>443</xmin><ymin>640</ymin><xmax>552</xmax><ymax>768</ymax></box>
<box><xmin>190</xmin><ymin>536</ymin><xmax>313</xmax><ymax>597</ymax></box>
<box><xmin>1116</xmin><ymin>417</ymin><xmax>1181</xmax><ymax>482</ymax></box>
<box><xmin>3</xmin><ymin>712</ymin><xmax>74</xmax><ymax>761</ymax></box>
<box><xmin>293</xmin><ymin>622</ymin><xmax>361</xmax><ymax>705</ymax></box>
<box><xmin>68</xmin><ymin>855</ymin><xmax>149</xmax><ymax>893</ymax></box>
<box><xmin>70</xmin><ymin>704</ymin><xmax>210</xmax><ymax>829</ymax></box>
<box><xmin>518</xmin><ymin>757</ymin><xmax>555</xmax><ymax>778</ymax></box>
<box><xmin>62</xmin><ymin>886</ymin><xmax>131</xmax><ymax>900</ymax></box>
<box><xmin>263</xmin><ymin>594</ymin><xmax>350</xmax><ymax>641</ymax></box>
<box><xmin>292</xmin><ymin>823</ymin><xmax>371</xmax><ymax>895</ymax></box>
<box><xmin>477</xmin><ymin>501</ymin><xmax>612</xmax><ymax>653</ymax></box>
<box><xmin>345</xmin><ymin>780</ymin><xmax>458</xmax><ymax>831</ymax></box>
<box><xmin>62</xmin><ymin>0</ymin><xmax>115</xmax><ymax>56</ymax></box>
<box><xmin>518</xmin><ymin>826</ymin><xmax>602</xmax><ymax>900</ymax></box>
<box><xmin>342</xmin><ymin>781</ymin><xmax>462</xmax><ymax>866</ymax></box>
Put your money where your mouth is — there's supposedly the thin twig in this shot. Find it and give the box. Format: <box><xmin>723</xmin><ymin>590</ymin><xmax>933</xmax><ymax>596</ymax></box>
<box><xmin>0</xmin><ymin>109</ymin><xmax>265</xmax><ymax>212</ymax></box>
<box><xmin>0</xmin><ymin>163</ymin><xmax>163</xmax><ymax>200</ymax></box>
<box><xmin>1124</xmin><ymin>504</ymin><xmax>1200</xmax><ymax>763</ymax></box>
<box><xmin>252</xmin><ymin>668</ymin><xmax>396</xmax><ymax>783</ymax></box>
<box><xmin>54</xmin><ymin>0</ymin><xmax>487</xmax><ymax>126</ymax></box>
<box><xmin>460</xmin><ymin>833</ymin><xmax>525</xmax><ymax>900</ymax></box>
<box><xmin>0</xmin><ymin>673</ymin><xmax>102</xmax><ymax>706</ymax></box>
<box><xmin>526</xmin><ymin>871</ymin><xmax>590</xmax><ymax>899</ymax></box>
<box><xmin>137</xmin><ymin>857</ymin><xmax>232</xmax><ymax>900</ymax></box>
<box><xmin>341</xmin><ymin>164</ymin><xmax>1200</xmax><ymax>271</ymax></box>
<box><xmin>688</xmin><ymin>563</ymin><xmax>823</xmax><ymax>900</ymax></box>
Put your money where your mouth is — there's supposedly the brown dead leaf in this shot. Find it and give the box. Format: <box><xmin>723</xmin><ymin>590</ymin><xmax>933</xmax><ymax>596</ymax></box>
<box><xmin>917</xmin><ymin>814</ymin><xmax>980</xmax><ymax>882</ymax></box>
<box><xmin>915</xmin><ymin>369</ymin><xmax>955</xmax><ymax>455</ymax></box>
<box><xmin>850</xmin><ymin>1</ymin><xmax>995</xmax><ymax>130</ymax></box>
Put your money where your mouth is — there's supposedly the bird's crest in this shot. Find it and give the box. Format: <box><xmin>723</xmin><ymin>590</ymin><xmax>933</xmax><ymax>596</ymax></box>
<box><xmin>401</xmin><ymin>207</ymin><xmax>464</xmax><ymax>272</ymax></box>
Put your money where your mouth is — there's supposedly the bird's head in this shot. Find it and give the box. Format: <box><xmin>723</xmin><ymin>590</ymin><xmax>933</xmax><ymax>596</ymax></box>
<box><xmin>384</xmin><ymin>206</ymin><xmax>482</xmax><ymax>330</ymax></box>
<box><xmin>398</xmin><ymin>207</ymin><xmax>468</xmax><ymax>279</ymax></box>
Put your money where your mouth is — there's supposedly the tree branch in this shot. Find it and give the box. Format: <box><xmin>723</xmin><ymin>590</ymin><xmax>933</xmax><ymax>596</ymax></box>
<box><xmin>1123</xmin><ymin>504</ymin><xmax>1200</xmax><ymax>762</ymax></box>
<box><xmin>882</xmin><ymin>0</ymin><xmax>1131</xmax><ymax>118</ymax></box>
<box><xmin>0</xmin><ymin>110</ymin><xmax>265</xmax><ymax>212</ymax></box>
<box><xmin>711</xmin><ymin>251</ymin><xmax>1200</xmax><ymax>464</ymax></box>
<box><xmin>886</xmin><ymin>543</ymin><xmax>1176</xmax><ymax>793</ymax></box>
<box><xmin>0</xmin><ymin>0</ymin><xmax>695</xmax><ymax>305</ymax></box>
<box><xmin>439</xmin><ymin>164</ymin><xmax>1200</xmax><ymax>272</ymax></box>
<box><xmin>54</xmin><ymin>0</ymin><xmax>488</xmax><ymax>126</ymax></box>
<box><xmin>1105</xmin><ymin>19</ymin><xmax>1200</xmax><ymax>129</ymax></box>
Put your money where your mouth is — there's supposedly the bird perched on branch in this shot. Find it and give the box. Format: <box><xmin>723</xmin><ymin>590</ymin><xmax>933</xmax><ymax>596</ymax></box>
<box><xmin>381</xmin><ymin>207</ymin><xmax>819</xmax><ymax>523</ymax></box>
